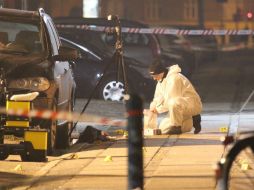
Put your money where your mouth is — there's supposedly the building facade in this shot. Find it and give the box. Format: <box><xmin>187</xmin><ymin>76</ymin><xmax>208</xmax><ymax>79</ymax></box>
<box><xmin>0</xmin><ymin>0</ymin><xmax>82</xmax><ymax>17</ymax></box>
<box><xmin>1</xmin><ymin>0</ymin><xmax>253</xmax><ymax>45</ymax></box>
<box><xmin>99</xmin><ymin>0</ymin><xmax>254</xmax><ymax>30</ymax></box>
<box><xmin>1</xmin><ymin>0</ymin><xmax>254</xmax><ymax>29</ymax></box>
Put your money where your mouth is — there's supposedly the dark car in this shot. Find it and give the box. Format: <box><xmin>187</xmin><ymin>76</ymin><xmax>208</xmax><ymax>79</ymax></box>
<box><xmin>185</xmin><ymin>34</ymin><xmax>218</xmax><ymax>64</ymax></box>
<box><xmin>156</xmin><ymin>33</ymin><xmax>196</xmax><ymax>78</ymax></box>
<box><xmin>164</xmin><ymin>26</ymin><xmax>219</xmax><ymax>66</ymax></box>
<box><xmin>0</xmin><ymin>8</ymin><xmax>78</xmax><ymax>156</ymax></box>
<box><xmin>60</xmin><ymin>37</ymin><xmax>155</xmax><ymax>102</ymax></box>
<box><xmin>54</xmin><ymin>17</ymin><xmax>161</xmax><ymax>67</ymax></box>
<box><xmin>54</xmin><ymin>17</ymin><xmax>197</xmax><ymax>79</ymax></box>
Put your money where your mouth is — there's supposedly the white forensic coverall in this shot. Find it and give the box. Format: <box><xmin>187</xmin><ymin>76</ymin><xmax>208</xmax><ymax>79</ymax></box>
<box><xmin>150</xmin><ymin>64</ymin><xmax>202</xmax><ymax>134</ymax></box>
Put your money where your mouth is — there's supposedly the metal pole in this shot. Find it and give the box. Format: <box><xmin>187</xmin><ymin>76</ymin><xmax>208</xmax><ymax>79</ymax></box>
<box><xmin>126</xmin><ymin>94</ymin><xmax>143</xmax><ymax>190</ymax></box>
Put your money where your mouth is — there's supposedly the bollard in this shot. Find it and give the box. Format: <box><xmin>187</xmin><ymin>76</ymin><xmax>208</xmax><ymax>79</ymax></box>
<box><xmin>126</xmin><ymin>94</ymin><xmax>143</xmax><ymax>190</ymax></box>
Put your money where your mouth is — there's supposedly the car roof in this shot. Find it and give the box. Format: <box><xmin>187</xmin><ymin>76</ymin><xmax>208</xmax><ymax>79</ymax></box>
<box><xmin>0</xmin><ymin>8</ymin><xmax>40</xmax><ymax>20</ymax></box>
<box><xmin>54</xmin><ymin>17</ymin><xmax>149</xmax><ymax>28</ymax></box>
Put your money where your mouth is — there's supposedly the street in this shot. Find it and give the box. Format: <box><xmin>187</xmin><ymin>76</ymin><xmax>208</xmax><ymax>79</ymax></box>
<box><xmin>0</xmin><ymin>52</ymin><xmax>254</xmax><ymax>189</ymax></box>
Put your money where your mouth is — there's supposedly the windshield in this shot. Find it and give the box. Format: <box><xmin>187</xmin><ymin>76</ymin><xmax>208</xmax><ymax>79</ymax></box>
<box><xmin>0</xmin><ymin>20</ymin><xmax>45</xmax><ymax>55</ymax></box>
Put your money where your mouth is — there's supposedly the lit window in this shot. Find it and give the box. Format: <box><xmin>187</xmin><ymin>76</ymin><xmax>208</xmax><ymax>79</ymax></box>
<box><xmin>83</xmin><ymin>0</ymin><xmax>99</xmax><ymax>17</ymax></box>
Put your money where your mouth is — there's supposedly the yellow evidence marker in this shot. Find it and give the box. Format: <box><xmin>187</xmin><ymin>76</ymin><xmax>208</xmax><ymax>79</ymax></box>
<box><xmin>219</xmin><ymin>126</ymin><xmax>228</xmax><ymax>133</ymax></box>
<box><xmin>104</xmin><ymin>155</ymin><xmax>113</xmax><ymax>162</ymax></box>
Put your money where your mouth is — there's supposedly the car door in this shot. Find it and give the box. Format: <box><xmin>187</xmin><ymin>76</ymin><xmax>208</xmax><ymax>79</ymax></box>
<box><xmin>45</xmin><ymin>17</ymin><xmax>73</xmax><ymax>111</ymax></box>
<box><xmin>60</xmin><ymin>38</ymin><xmax>105</xmax><ymax>98</ymax></box>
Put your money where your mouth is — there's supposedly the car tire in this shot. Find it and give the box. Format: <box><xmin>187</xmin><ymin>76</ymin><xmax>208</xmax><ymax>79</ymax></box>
<box><xmin>0</xmin><ymin>130</ymin><xmax>3</xmax><ymax>144</ymax></box>
<box><xmin>98</xmin><ymin>77</ymin><xmax>126</xmax><ymax>101</ymax></box>
<box><xmin>55</xmin><ymin>96</ymin><xmax>74</xmax><ymax>149</ymax></box>
<box><xmin>47</xmin><ymin>98</ymin><xmax>57</xmax><ymax>155</ymax></box>
<box><xmin>0</xmin><ymin>147</ymin><xmax>9</xmax><ymax>160</ymax></box>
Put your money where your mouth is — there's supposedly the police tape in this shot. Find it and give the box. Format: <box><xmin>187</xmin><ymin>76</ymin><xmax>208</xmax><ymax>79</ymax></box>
<box><xmin>56</xmin><ymin>24</ymin><xmax>254</xmax><ymax>35</ymax></box>
<box><xmin>0</xmin><ymin>107</ymin><xmax>127</xmax><ymax>127</ymax></box>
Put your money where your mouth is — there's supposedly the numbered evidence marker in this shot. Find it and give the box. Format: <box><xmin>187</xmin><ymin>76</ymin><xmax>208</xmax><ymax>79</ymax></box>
<box><xmin>69</xmin><ymin>153</ymin><xmax>79</xmax><ymax>159</ymax></box>
<box><xmin>219</xmin><ymin>126</ymin><xmax>228</xmax><ymax>133</ymax></box>
<box><xmin>240</xmin><ymin>159</ymin><xmax>250</xmax><ymax>171</ymax></box>
<box><xmin>14</xmin><ymin>164</ymin><xmax>23</xmax><ymax>171</ymax></box>
<box><xmin>104</xmin><ymin>155</ymin><xmax>113</xmax><ymax>162</ymax></box>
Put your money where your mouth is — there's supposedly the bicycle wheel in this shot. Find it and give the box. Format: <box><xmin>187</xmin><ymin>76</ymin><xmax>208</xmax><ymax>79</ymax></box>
<box><xmin>219</xmin><ymin>136</ymin><xmax>254</xmax><ymax>190</ymax></box>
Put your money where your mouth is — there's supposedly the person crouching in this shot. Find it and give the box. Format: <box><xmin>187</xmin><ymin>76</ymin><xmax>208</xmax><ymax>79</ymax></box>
<box><xmin>147</xmin><ymin>59</ymin><xmax>202</xmax><ymax>135</ymax></box>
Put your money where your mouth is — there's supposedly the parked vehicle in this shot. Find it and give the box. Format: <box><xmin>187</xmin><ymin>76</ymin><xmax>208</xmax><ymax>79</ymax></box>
<box><xmin>156</xmin><ymin>33</ymin><xmax>192</xmax><ymax>53</ymax></box>
<box><xmin>54</xmin><ymin>17</ymin><xmax>161</xmax><ymax>67</ymax></box>
<box><xmin>60</xmin><ymin>37</ymin><xmax>155</xmax><ymax>102</ymax></box>
<box><xmin>54</xmin><ymin>17</ymin><xmax>197</xmax><ymax>79</ymax></box>
<box><xmin>165</xmin><ymin>25</ymin><xmax>219</xmax><ymax>65</ymax></box>
<box><xmin>156</xmin><ymin>33</ymin><xmax>196</xmax><ymax>78</ymax></box>
<box><xmin>185</xmin><ymin>35</ymin><xmax>218</xmax><ymax>64</ymax></box>
<box><xmin>0</xmin><ymin>8</ymin><xmax>78</xmax><ymax>160</ymax></box>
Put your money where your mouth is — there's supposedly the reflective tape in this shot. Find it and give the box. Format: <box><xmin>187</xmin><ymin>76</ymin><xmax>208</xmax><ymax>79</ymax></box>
<box><xmin>56</xmin><ymin>24</ymin><xmax>254</xmax><ymax>35</ymax></box>
<box><xmin>0</xmin><ymin>107</ymin><xmax>126</xmax><ymax>127</ymax></box>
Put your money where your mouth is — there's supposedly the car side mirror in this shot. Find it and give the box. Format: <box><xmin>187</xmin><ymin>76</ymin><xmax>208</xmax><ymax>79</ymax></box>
<box><xmin>53</xmin><ymin>46</ymin><xmax>79</xmax><ymax>61</ymax></box>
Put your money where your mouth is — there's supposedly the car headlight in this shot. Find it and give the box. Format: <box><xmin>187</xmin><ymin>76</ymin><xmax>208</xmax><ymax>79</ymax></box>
<box><xmin>8</xmin><ymin>77</ymin><xmax>50</xmax><ymax>91</ymax></box>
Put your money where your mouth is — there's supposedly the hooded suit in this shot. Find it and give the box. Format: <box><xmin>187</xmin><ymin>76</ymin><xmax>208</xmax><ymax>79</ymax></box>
<box><xmin>150</xmin><ymin>64</ymin><xmax>202</xmax><ymax>134</ymax></box>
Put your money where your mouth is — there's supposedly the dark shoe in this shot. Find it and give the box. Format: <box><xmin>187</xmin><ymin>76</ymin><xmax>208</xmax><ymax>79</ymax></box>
<box><xmin>193</xmin><ymin>114</ymin><xmax>201</xmax><ymax>134</ymax></box>
<box><xmin>168</xmin><ymin>126</ymin><xmax>182</xmax><ymax>134</ymax></box>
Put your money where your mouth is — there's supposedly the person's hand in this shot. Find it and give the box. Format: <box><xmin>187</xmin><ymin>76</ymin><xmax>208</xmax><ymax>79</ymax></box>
<box><xmin>150</xmin><ymin>102</ymin><xmax>156</xmax><ymax>110</ymax></box>
<box><xmin>150</xmin><ymin>108</ymin><xmax>158</xmax><ymax>114</ymax></box>
<box><xmin>149</xmin><ymin>102</ymin><xmax>158</xmax><ymax>113</ymax></box>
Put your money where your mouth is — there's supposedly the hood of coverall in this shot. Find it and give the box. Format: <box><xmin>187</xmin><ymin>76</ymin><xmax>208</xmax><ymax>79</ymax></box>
<box><xmin>167</xmin><ymin>64</ymin><xmax>182</xmax><ymax>76</ymax></box>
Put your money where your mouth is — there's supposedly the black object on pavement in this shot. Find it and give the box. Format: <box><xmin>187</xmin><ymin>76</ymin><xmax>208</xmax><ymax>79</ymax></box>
<box><xmin>77</xmin><ymin>126</ymin><xmax>102</xmax><ymax>144</ymax></box>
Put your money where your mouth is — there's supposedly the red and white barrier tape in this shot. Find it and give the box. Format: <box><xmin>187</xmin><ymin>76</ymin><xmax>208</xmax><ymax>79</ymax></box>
<box><xmin>0</xmin><ymin>107</ymin><xmax>127</xmax><ymax>127</ymax></box>
<box><xmin>56</xmin><ymin>24</ymin><xmax>254</xmax><ymax>35</ymax></box>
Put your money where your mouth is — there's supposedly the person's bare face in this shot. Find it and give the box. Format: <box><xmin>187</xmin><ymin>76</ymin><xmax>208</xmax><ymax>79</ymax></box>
<box><xmin>151</xmin><ymin>72</ymin><xmax>164</xmax><ymax>82</ymax></box>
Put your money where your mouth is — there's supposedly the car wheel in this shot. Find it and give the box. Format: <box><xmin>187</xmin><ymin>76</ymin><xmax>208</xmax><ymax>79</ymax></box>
<box><xmin>0</xmin><ymin>147</ymin><xmax>8</xmax><ymax>160</ymax></box>
<box><xmin>0</xmin><ymin>130</ymin><xmax>3</xmax><ymax>144</ymax></box>
<box><xmin>55</xmin><ymin>97</ymin><xmax>74</xmax><ymax>149</ymax></box>
<box><xmin>47</xmin><ymin>98</ymin><xmax>57</xmax><ymax>155</ymax></box>
<box><xmin>99</xmin><ymin>78</ymin><xmax>125</xmax><ymax>101</ymax></box>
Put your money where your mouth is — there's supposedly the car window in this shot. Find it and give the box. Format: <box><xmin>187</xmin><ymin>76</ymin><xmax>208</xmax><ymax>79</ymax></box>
<box><xmin>100</xmin><ymin>33</ymin><xmax>115</xmax><ymax>46</ymax></box>
<box><xmin>61</xmin><ymin>30</ymin><xmax>113</xmax><ymax>53</ymax></box>
<box><xmin>61</xmin><ymin>39</ymin><xmax>101</xmax><ymax>62</ymax></box>
<box><xmin>0</xmin><ymin>20</ymin><xmax>44</xmax><ymax>53</ymax></box>
<box><xmin>124</xmin><ymin>33</ymin><xmax>149</xmax><ymax>46</ymax></box>
<box><xmin>166</xmin><ymin>35</ymin><xmax>179</xmax><ymax>44</ymax></box>
<box><xmin>186</xmin><ymin>35</ymin><xmax>217</xmax><ymax>44</ymax></box>
<box><xmin>230</xmin><ymin>35</ymin><xmax>248</xmax><ymax>43</ymax></box>
<box><xmin>101</xmin><ymin>33</ymin><xmax>149</xmax><ymax>46</ymax></box>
